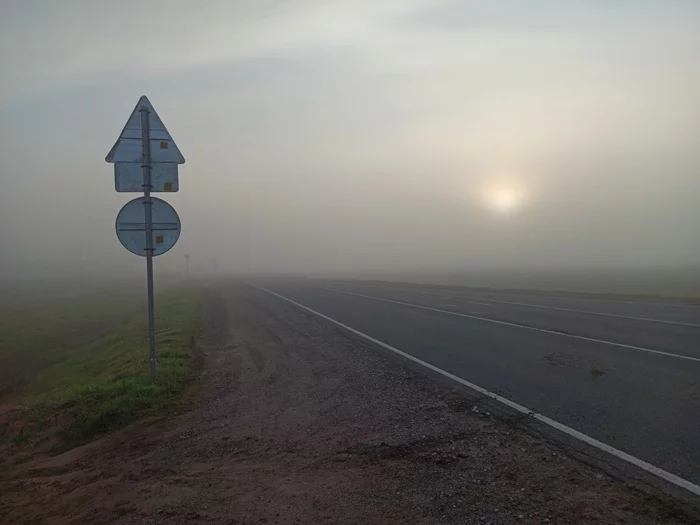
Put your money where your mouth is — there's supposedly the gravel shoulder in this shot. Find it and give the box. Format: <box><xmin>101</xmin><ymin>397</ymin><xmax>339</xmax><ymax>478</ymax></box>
<box><xmin>2</xmin><ymin>282</ymin><xmax>699</xmax><ymax>524</ymax></box>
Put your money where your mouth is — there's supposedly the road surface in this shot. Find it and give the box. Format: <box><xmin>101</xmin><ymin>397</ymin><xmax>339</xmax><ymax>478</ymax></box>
<box><xmin>253</xmin><ymin>278</ymin><xmax>700</xmax><ymax>486</ymax></box>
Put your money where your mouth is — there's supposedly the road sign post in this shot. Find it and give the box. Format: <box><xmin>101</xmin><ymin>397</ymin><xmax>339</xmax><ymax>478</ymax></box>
<box><xmin>140</xmin><ymin>105</ymin><xmax>157</xmax><ymax>377</ymax></box>
<box><xmin>107</xmin><ymin>96</ymin><xmax>185</xmax><ymax>378</ymax></box>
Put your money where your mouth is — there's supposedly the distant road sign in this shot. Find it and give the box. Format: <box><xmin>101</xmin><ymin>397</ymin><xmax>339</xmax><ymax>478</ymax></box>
<box><xmin>106</xmin><ymin>96</ymin><xmax>184</xmax><ymax>192</ymax></box>
<box><xmin>115</xmin><ymin>196</ymin><xmax>181</xmax><ymax>257</ymax></box>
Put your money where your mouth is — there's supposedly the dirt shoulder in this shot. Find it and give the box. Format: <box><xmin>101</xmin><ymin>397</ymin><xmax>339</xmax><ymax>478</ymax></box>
<box><xmin>2</xmin><ymin>282</ymin><xmax>699</xmax><ymax>524</ymax></box>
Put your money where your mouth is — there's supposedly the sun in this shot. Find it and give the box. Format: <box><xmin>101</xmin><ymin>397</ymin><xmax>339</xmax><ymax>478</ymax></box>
<box><xmin>489</xmin><ymin>187</ymin><xmax>520</xmax><ymax>214</ymax></box>
<box><xmin>484</xmin><ymin>183</ymin><xmax>526</xmax><ymax>215</ymax></box>
<box><xmin>464</xmin><ymin>171</ymin><xmax>535</xmax><ymax>216</ymax></box>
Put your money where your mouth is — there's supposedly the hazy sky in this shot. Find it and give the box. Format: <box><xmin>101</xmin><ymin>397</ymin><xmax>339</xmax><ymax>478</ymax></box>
<box><xmin>1</xmin><ymin>0</ymin><xmax>699</xmax><ymax>278</ymax></box>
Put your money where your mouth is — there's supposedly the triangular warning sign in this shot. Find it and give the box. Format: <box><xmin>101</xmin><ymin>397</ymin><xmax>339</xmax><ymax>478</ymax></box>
<box><xmin>105</xmin><ymin>96</ymin><xmax>185</xmax><ymax>164</ymax></box>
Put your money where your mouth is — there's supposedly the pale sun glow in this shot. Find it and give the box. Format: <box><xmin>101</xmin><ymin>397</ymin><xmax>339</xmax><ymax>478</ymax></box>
<box><xmin>481</xmin><ymin>182</ymin><xmax>528</xmax><ymax>215</ymax></box>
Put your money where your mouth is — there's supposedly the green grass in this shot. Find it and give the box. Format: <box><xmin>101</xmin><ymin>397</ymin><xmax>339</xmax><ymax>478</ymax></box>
<box><xmin>0</xmin><ymin>284</ymin><xmax>202</xmax><ymax>450</ymax></box>
<box><xmin>0</xmin><ymin>289</ymin><xmax>146</xmax><ymax>399</ymax></box>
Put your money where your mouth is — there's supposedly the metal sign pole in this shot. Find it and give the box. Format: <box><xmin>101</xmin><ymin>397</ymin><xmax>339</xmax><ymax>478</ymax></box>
<box><xmin>140</xmin><ymin>105</ymin><xmax>157</xmax><ymax>378</ymax></box>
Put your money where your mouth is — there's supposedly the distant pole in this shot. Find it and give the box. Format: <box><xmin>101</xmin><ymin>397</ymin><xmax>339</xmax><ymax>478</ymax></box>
<box><xmin>212</xmin><ymin>257</ymin><xmax>217</xmax><ymax>276</ymax></box>
<box><xmin>184</xmin><ymin>253</ymin><xmax>190</xmax><ymax>277</ymax></box>
<box><xmin>140</xmin><ymin>104</ymin><xmax>157</xmax><ymax>378</ymax></box>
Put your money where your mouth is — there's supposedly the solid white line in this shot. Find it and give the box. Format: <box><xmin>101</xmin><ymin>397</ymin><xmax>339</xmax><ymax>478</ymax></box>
<box><xmin>432</xmin><ymin>292</ymin><xmax>699</xmax><ymax>327</ymax></box>
<box><xmin>343</xmin><ymin>281</ymin><xmax>700</xmax><ymax>310</ymax></box>
<box><xmin>346</xmin><ymin>283</ymin><xmax>699</xmax><ymax>327</ymax></box>
<box><xmin>338</xmin><ymin>283</ymin><xmax>493</xmax><ymax>307</ymax></box>
<box><xmin>325</xmin><ymin>288</ymin><xmax>700</xmax><ymax>363</ymax></box>
<box><xmin>473</xmin><ymin>297</ymin><xmax>700</xmax><ymax>327</ymax></box>
<box><xmin>250</xmin><ymin>284</ymin><xmax>700</xmax><ymax>497</ymax></box>
<box><xmin>474</xmin><ymin>290</ymin><xmax>700</xmax><ymax>310</ymax></box>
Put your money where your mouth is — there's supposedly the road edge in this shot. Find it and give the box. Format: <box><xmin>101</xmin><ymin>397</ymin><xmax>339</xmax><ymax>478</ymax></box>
<box><xmin>248</xmin><ymin>282</ymin><xmax>700</xmax><ymax>499</ymax></box>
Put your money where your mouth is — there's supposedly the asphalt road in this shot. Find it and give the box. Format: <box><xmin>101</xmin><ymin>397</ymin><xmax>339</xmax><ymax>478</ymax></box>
<box><xmin>253</xmin><ymin>278</ymin><xmax>700</xmax><ymax>486</ymax></box>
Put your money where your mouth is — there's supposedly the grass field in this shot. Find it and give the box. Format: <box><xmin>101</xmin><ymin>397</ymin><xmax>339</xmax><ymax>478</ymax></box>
<box><xmin>0</xmin><ymin>282</ymin><xmax>203</xmax><ymax>457</ymax></box>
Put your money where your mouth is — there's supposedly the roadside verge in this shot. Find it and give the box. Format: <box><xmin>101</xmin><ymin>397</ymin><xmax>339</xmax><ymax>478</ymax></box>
<box><xmin>0</xmin><ymin>283</ymin><xmax>202</xmax><ymax>464</ymax></box>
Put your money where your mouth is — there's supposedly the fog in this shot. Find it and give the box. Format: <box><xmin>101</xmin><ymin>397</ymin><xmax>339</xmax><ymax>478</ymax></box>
<box><xmin>1</xmin><ymin>1</ymin><xmax>699</xmax><ymax>286</ymax></box>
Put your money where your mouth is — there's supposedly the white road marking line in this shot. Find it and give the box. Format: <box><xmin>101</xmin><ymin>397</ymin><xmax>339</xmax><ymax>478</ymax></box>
<box><xmin>250</xmin><ymin>283</ymin><xmax>700</xmax><ymax>497</ymax></box>
<box><xmin>473</xmin><ymin>290</ymin><xmax>700</xmax><ymax>310</ymax></box>
<box><xmin>346</xmin><ymin>283</ymin><xmax>699</xmax><ymax>327</ymax></box>
<box><xmin>325</xmin><ymin>288</ymin><xmax>700</xmax><ymax>363</ymax></box>
<box><xmin>413</xmin><ymin>294</ymin><xmax>492</xmax><ymax>307</ymax></box>
<box><xmin>439</xmin><ymin>293</ymin><xmax>699</xmax><ymax>328</ymax></box>
<box><xmin>334</xmin><ymin>283</ymin><xmax>493</xmax><ymax>307</ymax></box>
<box><xmin>341</xmin><ymin>281</ymin><xmax>700</xmax><ymax>310</ymax></box>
